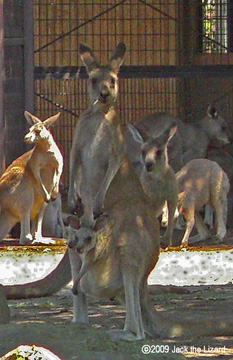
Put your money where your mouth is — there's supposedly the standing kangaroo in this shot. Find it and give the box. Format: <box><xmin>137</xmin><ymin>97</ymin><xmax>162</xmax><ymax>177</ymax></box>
<box><xmin>175</xmin><ymin>159</ymin><xmax>230</xmax><ymax>247</ymax></box>
<box><xmin>68</xmin><ymin>42</ymin><xmax>126</xmax><ymax>227</ymax></box>
<box><xmin>0</xmin><ymin>112</ymin><xmax>63</xmax><ymax>244</ymax></box>
<box><xmin>68</xmin><ymin>135</ymin><xmax>165</xmax><ymax>341</ymax></box>
<box><xmin>126</xmin><ymin>122</ymin><xmax>178</xmax><ymax>247</ymax></box>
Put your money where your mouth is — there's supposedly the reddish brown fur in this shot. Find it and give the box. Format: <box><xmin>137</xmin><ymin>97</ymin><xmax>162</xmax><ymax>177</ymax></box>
<box><xmin>0</xmin><ymin>112</ymin><xmax>63</xmax><ymax>245</ymax></box>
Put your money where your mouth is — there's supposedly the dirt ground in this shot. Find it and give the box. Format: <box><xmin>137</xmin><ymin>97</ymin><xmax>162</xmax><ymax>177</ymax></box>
<box><xmin>0</xmin><ymin>282</ymin><xmax>233</xmax><ymax>360</ymax></box>
<box><xmin>1</xmin><ymin>229</ymin><xmax>233</xmax><ymax>360</ymax></box>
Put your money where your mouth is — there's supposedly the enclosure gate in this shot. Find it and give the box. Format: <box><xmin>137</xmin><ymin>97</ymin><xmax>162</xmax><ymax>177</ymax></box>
<box><xmin>33</xmin><ymin>0</ymin><xmax>233</xmax><ymax>186</ymax></box>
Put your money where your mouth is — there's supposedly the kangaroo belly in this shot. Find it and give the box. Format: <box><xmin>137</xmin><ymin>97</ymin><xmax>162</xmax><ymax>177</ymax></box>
<box><xmin>26</xmin><ymin>181</ymin><xmax>44</xmax><ymax>220</ymax></box>
<box><xmin>30</xmin><ymin>197</ymin><xmax>44</xmax><ymax>219</ymax></box>
<box><xmin>80</xmin><ymin>161</ymin><xmax>108</xmax><ymax>192</ymax></box>
<box><xmin>41</xmin><ymin>166</ymin><xmax>57</xmax><ymax>193</ymax></box>
<box><xmin>141</xmin><ymin>182</ymin><xmax>167</xmax><ymax>216</ymax></box>
<box><xmin>80</xmin><ymin>255</ymin><xmax>122</xmax><ymax>299</ymax></box>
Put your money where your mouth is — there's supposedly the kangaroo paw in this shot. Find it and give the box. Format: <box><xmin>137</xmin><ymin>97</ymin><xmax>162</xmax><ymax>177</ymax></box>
<box><xmin>72</xmin><ymin>286</ymin><xmax>78</xmax><ymax>296</ymax></box>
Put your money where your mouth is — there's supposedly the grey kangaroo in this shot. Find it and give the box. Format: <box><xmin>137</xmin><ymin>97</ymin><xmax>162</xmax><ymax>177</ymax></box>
<box><xmin>68</xmin><ymin>136</ymin><xmax>166</xmax><ymax>341</ymax></box>
<box><xmin>127</xmin><ymin>122</ymin><xmax>178</xmax><ymax>247</ymax></box>
<box><xmin>68</xmin><ymin>42</ymin><xmax>126</xmax><ymax>227</ymax></box>
<box><xmin>176</xmin><ymin>159</ymin><xmax>230</xmax><ymax>247</ymax></box>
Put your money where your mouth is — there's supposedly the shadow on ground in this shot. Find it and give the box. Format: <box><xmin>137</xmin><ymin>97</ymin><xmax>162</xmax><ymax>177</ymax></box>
<box><xmin>1</xmin><ymin>284</ymin><xmax>233</xmax><ymax>359</ymax></box>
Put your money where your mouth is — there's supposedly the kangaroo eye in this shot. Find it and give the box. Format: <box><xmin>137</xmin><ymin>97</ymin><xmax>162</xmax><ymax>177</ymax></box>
<box><xmin>34</xmin><ymin>130</ymin><xmax>40</xmax><ymax>136</ymax></box>
<box><xmin>156</xmin><ymin>150</ymin><xmax>162</xmax><ymax>157</ymax></box>
<box><xmin>91</xmin><ymin>78</ymin><xmax>97</xmax><ymax>86</ymax></box>
<box><xmin>85</xmin><ymin>236</ymin><xmax>92</xmax><ymax>244</ymax></box>
<box><xmin>110</xmin><ymin>77</ymin><xmax>115</xmax><ymax>87</ymax></box>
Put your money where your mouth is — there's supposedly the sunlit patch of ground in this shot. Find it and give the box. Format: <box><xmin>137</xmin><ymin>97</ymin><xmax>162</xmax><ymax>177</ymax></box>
<box><xmin>1</xmin><ymin>242</ymin><xmax>233</xmax><ymax>287</ymax></box>
<box><xmin>0</xmin><ymin>242</ymin><xmax>65</xmax><ymax>285</ymax></box>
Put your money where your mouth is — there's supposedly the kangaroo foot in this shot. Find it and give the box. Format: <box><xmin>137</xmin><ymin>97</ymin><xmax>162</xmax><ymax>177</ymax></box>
<box><xmin>212</xmin><ymin>235</ymin><xmax>224</xmax><ymax>244</ymax></box>
<box><xmin>19</xmin><ymin>234</ymin><xmax>33</xmax><ymax>245</ymax></box>
<box><xmin>160</xmin><ymin>236</ymin><xmax>170</xmax><ymax>249</ymax></box>
<box><xmin>189</xmin><ymin>234</ymin><xmax>210</xmax><ymax>244</ymax></box>
<box><xmin>107</xmin><ymin>329</ymin><xmax>145</xmax><ymax>341</ymax></box>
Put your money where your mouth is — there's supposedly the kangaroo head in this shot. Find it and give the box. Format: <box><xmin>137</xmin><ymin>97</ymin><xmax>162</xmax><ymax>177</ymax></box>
<box><xmin>202</xmin><ymin>105</ymin><xmax>229</xmax><ymax>146</ymax></box>
<box><xmin>68</xmin><ymin>225</ymin><xmax>96</xmax><ymax>254</ymax></box>
<box><xmin>24</xmin><ymin>111</ymin><xmax>60</xmax><ymax>144</ymax></box>
<box><xmin>68</xmin><ymin>214</ymin><xmax>109</xmax><ymax>254</ymax></box>
<box><xmin>127</xmin><ymin>122</ymin><xmax>177</xmax><ymax>172</ymax></box>
<box><xmin>79</xmin><ymin>42</ymin><xmax>126</xmax><ymax>106</ymax></box>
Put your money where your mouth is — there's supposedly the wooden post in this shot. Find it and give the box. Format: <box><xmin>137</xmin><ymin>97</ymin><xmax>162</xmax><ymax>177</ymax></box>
<box><xmin>0</xmin><ymin>0</ymin><xmax>5</xmax><ymax>175</ymax></box>
<box><xmin>24</xmin><ymin>0</ymin><xmax>34</xmax><ymax>114</ymax></box>
<box><xmin>4</xmin><ymin>0</ymin><xmax>34</xmax><ymax>166</ymax></box>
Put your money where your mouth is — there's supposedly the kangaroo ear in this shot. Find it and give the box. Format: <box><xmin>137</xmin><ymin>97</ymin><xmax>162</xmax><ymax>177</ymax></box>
<box><xmin>94</xmin><ymin>214</ymin><xmax>109</xmax><ymax>232</ymax></box>
<box><xmin>24</xmin><ymin>111</ymin><xmax>41</xmax><ymax>125</ymax></box>
<box><xmin>127</xmin><ymin>124</ymin><xmax>148</xmax><ymax>144</ymax></box>
<box><xmin>43</xmin><ymin>113</ymin><xmax>61</xmax><ymax>128</ymax></box>
<box><xmin>207</xmin><ymin>104</ymin><xmax>218</xmax><ymax>119</ymax></box>
<box><xmin>109</xmin><ymin>42</ymin><xmax>126</xmax><ymax>73</ymax></box>
<box><xmin>79</xmin><ymin>43</ymin><xmax>100</xmax><ymax>74</ymax></box>
<box><xmin>156</xmin><ymin>122</ymin><xmax>177</xmax><ymax>147</ymax></box>
<box><xmin>167</xmin><ymin>123</ymin><xmax>177</xmax><ymax>141</ymax></box>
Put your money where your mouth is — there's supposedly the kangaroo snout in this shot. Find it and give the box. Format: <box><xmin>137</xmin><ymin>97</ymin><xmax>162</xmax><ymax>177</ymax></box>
<box><xmin>76</xmin><ymin>245</ymin><xmax>84</xmax><ymax>254</ymax></box>
<box><xmin>99</xmin><ymin>87</ymin><xmax>111</xmax><ymax>103</ymax></box>
<box><xmin>68</xmin><ymin>238</ymin><xmax>87</xmax><ymax>254</ymax></box>
<box><xmin>211</xmin><ymin>135</ymin><xmax>229</xmax><ymax>147</ymax></box>
<box><xmin>145</xmin><ymin>160</ymin><xmax>154</xmax><ymax>172</ymax></box>
<box><xmin>68</xmin><ymin>236</ymin><xmax>79</xmax><ymax>249</ymax></box>
<box><xmin>68</xmin><ymin>241</ymin><xmax>75</xmax><ymax>249</ymax></box>
<box><xmin>24</xmin><ymin>133</ymin><xmax>34</xmax><ymax>144</ymax></box>
<box><xmin>223</xmin><ymin>136</ymin><xmax>230</xmax><ymax>145</ymax></box>
<box><xmin>143</xmin><ymin>149</ymin><xmax>156</xmax><ymax>172</ymax></box>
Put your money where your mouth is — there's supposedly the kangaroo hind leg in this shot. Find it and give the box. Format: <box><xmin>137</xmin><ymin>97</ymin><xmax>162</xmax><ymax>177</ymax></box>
<box><xmin>108</xmin><ymin>270</ymin><xmax>145</xmax><ymax>341</ymax></box>
<box><xmin>0</xmin><ymin>211</ymin><xmax>16</xmax><ymax>242</ymax></box>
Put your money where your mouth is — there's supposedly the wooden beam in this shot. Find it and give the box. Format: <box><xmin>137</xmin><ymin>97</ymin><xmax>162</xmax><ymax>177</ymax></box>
<box><xmin>24</xmin><ymin>0</ymin><xmax>34</xmax><ymax>114</ymax></box>
<box><xmin>34</xmin><ymin>64</ymin><xmax>233</xmax><ymax>80</ymax></box>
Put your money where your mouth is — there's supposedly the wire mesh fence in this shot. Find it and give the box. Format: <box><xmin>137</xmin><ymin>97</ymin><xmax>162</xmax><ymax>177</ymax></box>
<box><xmin>33</xmin><ymin>0</ymin><xmax>233</xmax><ymax>185</ymax></box>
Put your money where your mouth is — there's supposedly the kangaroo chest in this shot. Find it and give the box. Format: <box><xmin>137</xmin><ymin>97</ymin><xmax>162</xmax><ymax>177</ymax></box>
<box><xmin>81</xmin><ymin>116</ymin><xmax>123</xmax><ymax>170</ymax></box>
<box><xmin>141</xmin><ymin>173</ymin><xmax>169</xmax><ymax>202</ymax></box>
